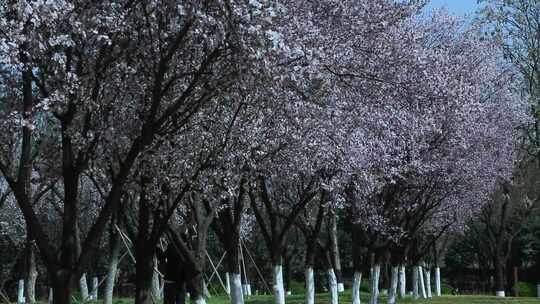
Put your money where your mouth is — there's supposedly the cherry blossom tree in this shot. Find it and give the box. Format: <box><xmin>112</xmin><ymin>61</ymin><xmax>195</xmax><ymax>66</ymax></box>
<box><xmin>0</xmin><ymin>1</ymin><xmax>277</xmax><ymax>304</ymax></box>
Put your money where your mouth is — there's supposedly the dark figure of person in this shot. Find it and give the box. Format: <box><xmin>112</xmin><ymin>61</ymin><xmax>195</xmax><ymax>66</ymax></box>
<box><xmin>159</xmin><ymin>245</ymin><xmax>188</xmax><ymax>304</ymax></box>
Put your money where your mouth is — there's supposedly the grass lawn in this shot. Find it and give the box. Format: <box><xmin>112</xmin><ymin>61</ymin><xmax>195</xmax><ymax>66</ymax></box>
<box><xmin>112</xmin><ymin>291</ymin><xmax>540</xmax><ymax>304</ymax></box>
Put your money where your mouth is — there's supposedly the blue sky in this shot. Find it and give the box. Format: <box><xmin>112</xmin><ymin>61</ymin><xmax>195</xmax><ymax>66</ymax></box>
<box><xmin>424</xmin><ymin>0</ymin><xmax>480</xmax><ymax>16</ymax></box>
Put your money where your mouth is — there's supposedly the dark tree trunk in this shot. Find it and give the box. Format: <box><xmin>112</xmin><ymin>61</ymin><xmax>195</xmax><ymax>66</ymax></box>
<box><xmin>328</xmin><ymin>211</ymin><xmax>343</xmax><ymax>287</ymax></box>
<box><xmin>135</xmin><ymin>250</ymin><xmax>155</xmax><ymax>304</ymax></box>
<box><xmin>283</xmin><ymin>248</ymin><xmax>291</xmax><ymax>293</ymax></box>
<box><xmin>494</xmin><ymin>254</ymin><xmax>505</xmax><ymax>294</ymax></box>
<box><xmin>135</xmin><ymin>184</ymin><xmax>156</xmax><ymax>304</ymax></box>
<box><xmin>226</xmin><ymin>246</ymin><xmax>240</xmax><ymax>274</ymax></box>
<box><xmin>52</xmin><ymin>271</ymin><xmax>75</xmax><ymax>304</ymax></box>
<box><xmin>24</xmin><ymin>234</ymin><xmax>37</xmax><ymax>304</ymax></box>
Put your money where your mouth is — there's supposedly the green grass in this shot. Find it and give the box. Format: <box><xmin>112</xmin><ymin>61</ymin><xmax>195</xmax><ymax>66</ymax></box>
<box><xmin>113</xmin><ymin>290</ymin><xmax>540</xmax><ymax>304</ymax></box>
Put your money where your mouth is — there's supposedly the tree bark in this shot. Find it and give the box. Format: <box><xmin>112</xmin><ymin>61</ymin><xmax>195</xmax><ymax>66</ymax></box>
<box><xmin>151</xmin><ymin>256</ymin><xmax>161</xmax><ymax>300</ymax></box>
<box><xmin>17</xmin><ymin>280</ymin><xmax>25</xmax><ymax>304</ymax></box>
<box><xmin>398</xmin><ymin>265</ymin><xmax>406</xmax><ymax>299</ymax></box>
<box><xmin>328</xmin><ymin>269</ymin><xmax>338</xmax><ymax>304</ymax></box>
<box><xmin>424</xmin><ymin>267</ymin><xmax>432</xmax><ymax>298</ymax></box>
<box><xmin>135</xmin><ymin>249</ymin><xmax>155</xmax><ymax>304</ymax></box>
<box><xmin>387</xmin><ymin>266</ymin><xmax>398</xmax><ymax>304</ymax></box>
<box><xmin>104</xmin><ymin>225</ymin><xmax>121</xmax><ymax>304</ymax></box>
<box><xmin>273</xmin><ymin>264</ymin><xmax>285</xmax><ymax>304</ymax></box>
<box><xmin>225</xmin><ymin>273</ymin><xmax>231</xmax><ymax>295</ymax></box>
<box><xmin>90</xmin><ymin>277</ymin><xmax>98</xmax><ymax>301</ymax></box>
<box><xmin>328</xmin><ymin>211</ymin><xmax>344</xmax><ymax>292</ymax></box>
<box><xmin>230</xmin><ymin>273</ymin><xmax>244</xmax><ymax>304</ymax></box>
<box><xmin>79</xmin><ymin>274</ymin><xmax>89</xmax><ymax>302</ymax></box>
<box><xmin>435</xmin><ymin>267</ymin><xmax>441</xmax><ymax>296</ymax></box>
<box><xmin>494</xmin><ymin>255</ymin><xmax>505</xmax><ymax>297</ymax></box>
<box><xmin>412</xmin><ymin>266</ymin><xmax>419</xmax><ymax>299</ymax></box>
<box><xmin>369</xmin><ymin>264</ymin><xmax>380</xmax><ymax>304</ymax></box>
<box><xmin>25</xmin><ymin>239</ymin><xmax>37</xmax><ymax>304</ymax></box>
<box><xmin>351</xmin><ymin>271</ymin><xmax>362</xmax><ymax>304</ymax></box>
<box><xmin>418</xmin><ymin>266</ymin><xmax>426</xmax><ymax>299</ymax></box>
<box><xmin>52</xmin><ymin>272</ymin><xmax>75</xmax><ymax>304</ymax></box>
<box><xmin>305</xmin><ymin>267</ymin><xmax>315</xmax><ymax>304</ymax></box>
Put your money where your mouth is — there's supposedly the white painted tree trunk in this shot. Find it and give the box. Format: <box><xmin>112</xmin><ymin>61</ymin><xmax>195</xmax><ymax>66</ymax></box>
<box><xmin>329</xmin><ymin>211</ymin><xmax>344</xmax><ymax>293</ymax></box>
<box><xmin>151</xmin><ymin>270</ymin><xmax>161</xmax><ymax>300</ymax></box>
<box><xmin>435</xmin><ymin>267</ymin><xmax>441</xmax><ymax>297</ymax></box>
<box><xmin>225</xmin><ymin>273</ymin><xmax>231</xmax><ymax>295</ymax></box>
<box><xmin>351</xmin><ymin>271</ymin><xmax>362</xmax><ymax>304</ymax></box>
<box><xmin>398</xmin><ymin>265</ymin><xmax>406</xmax><ymax>299</ymax></box>
<box><xmin>48</xmin><ymin>288</ymin><xmax>53</xmax><ymax>304</ymax></box>
<box><xmin>387</xmin><ymin>267</ymin><xmax>398</xmax><ymax>304</ymax></box>
<box><xmin>424</xmin><ymin>268</ymin><xmax>432</xmax><ymax>298</ymax></box>
<box><xmin>26</xmin><ymin>250</ymin><xmax>37</xmax><ymax>304</ymax></box>
<box><xmin>369</xmin><ymin>265</ymin><xmax>380</xmax><ymax>304</ymax></box>
<box><xmin>418</xmin><ymin>266</ymin><xmax>426</xmax><ymax>299</ymax></box>
<box><xmin>104</xmin><ymin>252</ymin><xmax>120</xmax><ymax>304</ymax></box>
<box><xmin>80</xmin><ymin>273</ymin><xmax>89</xmax><ymax>302</ymax></box>
<box><xmin>412</xmin><ymin>266</ymin><xmax>419</xmax><ymax>299</ymax></box>
<box><xmin>328</xmin><ymin>269</ymin><xmax>338</xmax><ymax>304</ymax></box>
<box><xmin>17</xmin><ymin>280</ymin><xmax>25</xmax><ymax>304</ymax></box>
<box><xmin>91</xmin><ymin>277</ymin><xmax>98</xmax><ymax>300</ymax></box>
<box><xmin>375</xmin><ymin>266</ymin><xmax>380</xmax><ymax>296</ymax></box>
<box><xmin>536</xmin><ymin>284</ymin><xmax>540</xmax><ymax>298</ymax></box>
<box><xmin>90</xmin><ymin>276</ymin><xmax>99</xmax><ymax>300</ymax></box>
<box><xmin>305</xmin><ymin>267</ymin><xmax>315</xmax><ymax>304</ymax></box>
<box><xmin>230</xmin><ymin>273</ymin><xmax>244</xmax><ymax>304</ymax></box>
<box><xmin>152</xmin><ymin>255</ymin><xmax>162</xmax><ymax>300</ymax></box>
<box><xmin>496</xmin><ymin>291</ymin><xmax>505</xmax><ymax>297</ymax></box>
<box><xmin>273</xmin><ymin>265</ymin><xmax>285</xmax><ymax>304</ymax></box>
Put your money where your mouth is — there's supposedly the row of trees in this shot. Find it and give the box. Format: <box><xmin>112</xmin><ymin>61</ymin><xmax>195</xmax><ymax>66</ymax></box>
<box><xmin>0</xmin><ymin>1</ymin><xmax>536</xmax><ymax>304</ymax></box>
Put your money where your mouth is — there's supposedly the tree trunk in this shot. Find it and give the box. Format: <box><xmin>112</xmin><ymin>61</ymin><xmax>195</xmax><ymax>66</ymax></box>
<box><xmin>387</xmin><ymin>266</ymin><xmax>398</xmax><ymax>304</ymax></box>
<box><xmin>328</xmin><ymin>269</ymin><xmax>338</xmax><ymax>304</ymax></box>
<box><xmin>188</xmin><ymin>274</ymin><xmax>206</xmax><ymax>304</ymax></box>
<box><xmin>225</xmin><ymin>239</ymin><xmax>240</xmax><ymax>301</ymax></box>
<box><xmin>369</xmin><ymin>265</ymin><xmax>380</xmax><ymax>304</ymax></box>
<box><xmin>151</xmin><ymin>256</ymin><xmax>161</xmax><ymax>300</ymax></box>
<box><xmin>435</xmin><ymin>267</ymin><xmax>441</xmax><ymax>296</ymax></box>
<box><xmin>230</xmin><ymin>272</ymin><xmax>244</xmax><ymax>304</ymax></box>
<box><xmin>417</xmin><ymin>266</ymin><xmax>427</xmax><ymax>299</ymax></box>
<box><xmin>329</xmin><ymin>212</ymin><xmax>344</xmax><ymax>292</ymax></box>
<box><xmin>494</xmin><ymin>255</ymin><xmax>505</xmax><ymax>297</ymax></box>
<box><xmin>351</xmin><ymin>271</ymin><xmax>362</xmax><ymax>304</ymax></box>
<box><xmin>424</xmin><ymin>267</ymin><xmax>432</xmax><ymax>298</ymax></box>
<box><xmin>90</xmin><ymin>277</ymin><xmax>98</xmax><ymax>301</ymax></box>
<box><xmin>512</xmin><ymin>266</ymin><xmax>519</xmax><ymax>297</ymax></box>
<box><xmin>304</xmin><ymin>232</ymin><xmax>317</xmax><ymax>304</ymax></box>
<box><xmin>17</xmin><ymin>280</ymin><xmax>25</xmax><ymax>304</ymax></box>
<box><xmin>104</xmin><ymin>229</ymin><xmax>121</xmax><ymax>304</ymax></box>
<box><xmin>305</xmin><ymin>267</ymin><xmax>315</xmax><ymax>304</ymax></box>
<box><xmin>25</xmin><ymin>239</ymin><xmax>37</xmax><ymax>304</ymax></box>
<box><xmin>225</xmin><ymin>273</ymin><xmax>231</xmax><ymax>295</ymax></box>
<box><xmin>52</xmin><ymin>272</ymin><xmax>75</xmax><ymax>304</ymax></box>
<box><xmin>273</xmin><ymin>264</ymin><xmax>285</xmax><ymax>304</ymax></box>
<box><xmin>418</xmin><ymin>266</ymin><xmax>426</xmax><ymax>299</ymax></box>
<box><xmin>135</xmin><ymin>250</ymin><xmax>154</xmax><ymax>304</ymax></box>
<box><xmin>398</xmin><ymin>265</ymin><xmax>406</xmax><ymax>299</ymax></box>
<box><xmin>79</xmin><ymin>274</ymin><xmax>89</xmax><ymax>302</ymax></box>
<box><xmin>283</xmin><ymin>251</ymin><xmax>291</xmax><ymax>296</ymax></box>
<box><xmin>412</xmin><ymin>266</ymin><xmax>419</xmax><ymax>299</ymax></box>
